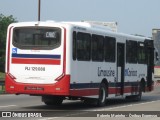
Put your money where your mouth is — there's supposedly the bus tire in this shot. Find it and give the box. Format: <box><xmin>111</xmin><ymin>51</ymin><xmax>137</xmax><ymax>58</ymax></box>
<box><xmin>97</xmin><ymin>83</ymin><xmax>107</xmax><ymax>107</ymax></box>
<box><xmin>135</xmin><ymin>82</ymin><xmax>143</xmax><ymax>101</ymax></box>
<box><xmin>42</xmin><ymin>96</ymin><xmax>63</xmax><ymax>106</ymax></box>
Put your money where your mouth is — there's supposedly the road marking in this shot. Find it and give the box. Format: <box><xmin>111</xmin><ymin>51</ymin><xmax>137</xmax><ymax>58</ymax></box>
<box><xmin>0</xmin><ymin>94</ymin><xmax>17</xmax><ymax>97</ymax></box>
<box><xmin>94</xmin><ymin>99</ymin><xmax>160</xmax><ymax>111</ymax></box>
<box><xmin>39</xmin><ymin>117</ymin><xmax>61</xmax><ymax>120</ymax></box>
<box><xmin>38</xmin><ymin>111</ymin><xmax>90</xmax><ymax>120</ymax></box>
<box><xmin>38</xmin><ymin>100</ymin><xmax>160</xmax><ymax>120</ymax></box>
<box><xmin>0</xmin><ymin>105</ymin><xmax>17</xmax><ymax>108</ymax></box>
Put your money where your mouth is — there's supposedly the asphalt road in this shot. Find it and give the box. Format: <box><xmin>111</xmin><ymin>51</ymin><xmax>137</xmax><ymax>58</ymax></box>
<box><xmin>0</xmin><ymin>86</ymin><xmax>160</xmax><ymax>120</ymax></box>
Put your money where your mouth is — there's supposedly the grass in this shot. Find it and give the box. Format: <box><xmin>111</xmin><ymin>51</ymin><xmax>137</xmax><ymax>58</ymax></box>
<box><xmin>0</xmin><ymin>72</ymin><xmax>5</xmax><ymax>80</ymax></box>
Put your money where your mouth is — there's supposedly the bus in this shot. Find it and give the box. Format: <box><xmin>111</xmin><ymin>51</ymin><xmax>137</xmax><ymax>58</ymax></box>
<box><xmin>152</xmin><ymin>29</ymin><xmax>160</xmax><ymax>80</ymax></box>
<box><xmin>5</xmin><ymin>21</ymin><xmax>154</xmax><ymax>106</ymax></box>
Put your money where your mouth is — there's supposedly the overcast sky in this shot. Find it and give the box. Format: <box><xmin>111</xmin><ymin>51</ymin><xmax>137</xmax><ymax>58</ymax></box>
<box><xmin>0</xmin><ymin>0</ymin><xmax>160</xmax><ymax>37</ymax></box>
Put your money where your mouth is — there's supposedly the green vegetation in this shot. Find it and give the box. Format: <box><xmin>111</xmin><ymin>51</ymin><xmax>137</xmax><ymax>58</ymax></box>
<box><xmin>0</xmin><ymin>72</ymin><xmax>5</xmax><ymax>80</ymax></box>
<box><xmin>0</xmin><ymin>72</ymin><xmax>5</xmax><ymax>93</ymax></box>
<box><xmin>0</xmin><ymin>14</ymin><xmax>17</xmax><ymax>72</ymax></box>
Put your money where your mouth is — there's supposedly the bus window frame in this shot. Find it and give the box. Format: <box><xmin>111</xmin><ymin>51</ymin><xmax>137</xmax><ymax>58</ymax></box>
<box><xmin>12</xmin><ymin>27</ymin><xmax>61</xmax><ymax>50</ymax></box>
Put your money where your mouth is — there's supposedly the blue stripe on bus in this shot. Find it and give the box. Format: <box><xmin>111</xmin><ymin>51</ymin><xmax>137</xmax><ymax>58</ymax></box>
<box><xmin>70</xmin><ymin>83</ymin><xmax>100</xmax><ymax>89</ymax></box>
<box><xmin>70</xmin><ymin>82</ymin><xmax>139</xmax><ymax>89</ymax></box>
<box><xmin>12</xmin><ymin>54</ymin><xmax>61</xmax><ymax>59</ymax></box>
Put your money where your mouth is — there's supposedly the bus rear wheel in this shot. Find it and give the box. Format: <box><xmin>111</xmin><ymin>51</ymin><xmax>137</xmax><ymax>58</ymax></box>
<box><xmin>134</xmin><ymin>82</ymin><xmax>143</xmax><ymax>101</ymax></box>
<box><xmin>42</xmin><ymin>95</ymin><xmax>64</xmax><ymax>106</ymax></box>
<box><xmin>97</xmin><ymin>83</ymin><xmax>107</xmax><ymax>107</ymax></box>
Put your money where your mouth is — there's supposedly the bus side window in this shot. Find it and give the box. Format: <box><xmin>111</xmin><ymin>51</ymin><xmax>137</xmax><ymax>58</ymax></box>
<box><xmin>77</xmin><ymin>32</ymin><xmax>91</xmax><ymax>61</ymax></box>
<box><xmin>126</xmin><ymin>40</ymin><xmax>137</xmax><ymax>63</ymax></box>
<box><xmin>104</xmin><ymin>36</ymin><xmax>116</xmax><ymax>62</ymax></box>
<box><xmin>138</xmin><ymin>42</ymin><xmax>146</xmax><ymax>64</ymax></box>
<box><xmin>73</xmin><ymin>31</ymin><xmax>77</xmax><ymax>60</ymax></box>
<box><xmin>92</xmin><ymin>34</ymin><xmax>104</xmax><ymax>61</ymax></box>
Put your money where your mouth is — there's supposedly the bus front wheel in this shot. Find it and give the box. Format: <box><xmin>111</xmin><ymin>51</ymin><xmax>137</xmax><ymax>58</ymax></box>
<box><xmin>97</xmin><ymin>83</ymin><xmax>107</xmax><ymax>107</ymax></box>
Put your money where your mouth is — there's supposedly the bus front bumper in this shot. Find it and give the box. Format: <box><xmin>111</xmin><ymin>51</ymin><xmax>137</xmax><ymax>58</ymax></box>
<box><xmin>5</xmin><ymin>73</ymin><xmax>70</xmax><ymax>96</ymax></box>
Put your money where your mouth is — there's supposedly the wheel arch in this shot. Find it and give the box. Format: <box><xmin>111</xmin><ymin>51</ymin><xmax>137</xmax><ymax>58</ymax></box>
<box><xmin>101</xmin><ymin>78</ymin><xmax>109</xmax><ymax>97</ymax></box>
<box><xmin>140</xmin><ymin>78</ymin><xmax>146</xmax><ymax>92</ymax></box>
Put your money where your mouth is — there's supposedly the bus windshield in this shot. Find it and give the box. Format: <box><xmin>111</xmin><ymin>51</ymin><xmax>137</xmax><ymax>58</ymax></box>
<box><xmin>13</xmin><ymin>27</ymin><xmax>61</xmax><ymax>50</ymax></box>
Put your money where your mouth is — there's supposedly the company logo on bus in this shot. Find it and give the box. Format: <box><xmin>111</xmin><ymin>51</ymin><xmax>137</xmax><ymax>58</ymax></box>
<box><xmin>125</xmin><ymin>68</ymin><xmax>137</xmax><ymax>76</ymax></box>
<box><xmin>98</xmin><ymin>67</ymin><xmax>115</xmax><ymax>77</ymax></box>
<box><xmin>12</xmin><ymin>48</ymin><xmax>17</xmax><ymax>54</ymax></box>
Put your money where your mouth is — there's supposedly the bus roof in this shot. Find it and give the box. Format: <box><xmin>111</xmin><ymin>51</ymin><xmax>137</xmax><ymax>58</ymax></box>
<box><xmin>9</xmin><ymin>21</ymin><xmax>151</xmax><ymax>41</ymax></box>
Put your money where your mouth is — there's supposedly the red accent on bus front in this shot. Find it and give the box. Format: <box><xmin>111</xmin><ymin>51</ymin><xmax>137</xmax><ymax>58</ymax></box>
<box><xmin>12</xmin><ymin>58</ymin><xmax>60</xmax><ymax>65</ymax></box>
<box><xmin>55</xmin><ymin>73</ymin><xmax>65</xmax><ymax>81</ymax></box>
<box><xmin>5</xmin><ymin>73</ymin><xmax>70</xmax><ymax>95</ymax></box>
<box><xmin>154</xmin><ymin>66</ymin><xmax>160</xmax><ymax>68</ymax></box>
<box><xmin>8</xmin><ymin>73</ymin><xmax>16</xmax><ymax>79</ymax></box>
<box><xmin>70</xmin><ymin>89</ymin><xmax>99</xmax><ymax>96</ymax></box>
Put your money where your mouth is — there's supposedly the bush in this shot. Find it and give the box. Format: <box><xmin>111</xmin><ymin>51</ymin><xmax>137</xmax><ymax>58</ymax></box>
<box><xmin>0</xmin><ymin>14</ymin><xmax>17</xmax><ymax>72</ymax></box>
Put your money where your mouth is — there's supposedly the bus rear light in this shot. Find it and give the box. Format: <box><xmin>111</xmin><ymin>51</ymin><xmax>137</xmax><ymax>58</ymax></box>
<box><xmin>55</xmin><ymin>73</ymin><xmax>65</xmax><ymax>81</ymax></box>
<box><xmin>56</xmin><ymin>88</ymin><xmax>61</xmax><ymax>90</ymax></box>
<box><xmin>10</xmin><ymin>86</ymin><xmax>15</xmax><ymax>89</ymax></box>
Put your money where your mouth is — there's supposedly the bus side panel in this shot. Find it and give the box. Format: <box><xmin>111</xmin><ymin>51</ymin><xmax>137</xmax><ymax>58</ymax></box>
<box><xmin>70</xmin><ymin>61</ymin><xmax>117</xmax><ymax>98</ymax></box>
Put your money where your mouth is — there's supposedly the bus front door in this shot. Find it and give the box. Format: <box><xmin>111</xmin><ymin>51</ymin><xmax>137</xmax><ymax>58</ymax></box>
<box><xmin>145</xmin><ymin>39</ymin><xmax>154</xmax><ymax>91</ymax></box>
<box><xmin>117</xmin><ymin>43</ymin><xmax>125</xmax><ymax>95</ymax></box>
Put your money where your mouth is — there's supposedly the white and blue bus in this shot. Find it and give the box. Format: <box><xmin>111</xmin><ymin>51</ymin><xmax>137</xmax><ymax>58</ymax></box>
<box><xmin>5</xmin><ymin>21</ymin><xmax>154</xmax><ymax>106</ymax></box>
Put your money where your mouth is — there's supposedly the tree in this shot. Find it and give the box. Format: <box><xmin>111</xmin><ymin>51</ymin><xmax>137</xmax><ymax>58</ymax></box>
<box><xmin>0</xmin><ymin>14</ymin><xmax>17</xmax><ymax>72</ymax></box>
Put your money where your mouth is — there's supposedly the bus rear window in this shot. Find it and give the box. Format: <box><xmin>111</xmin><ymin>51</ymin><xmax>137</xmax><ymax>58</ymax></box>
<box><xmin>13</xmin><ymin>27</ymin><xmax>61</xmax><ymax>50</ymax></box>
